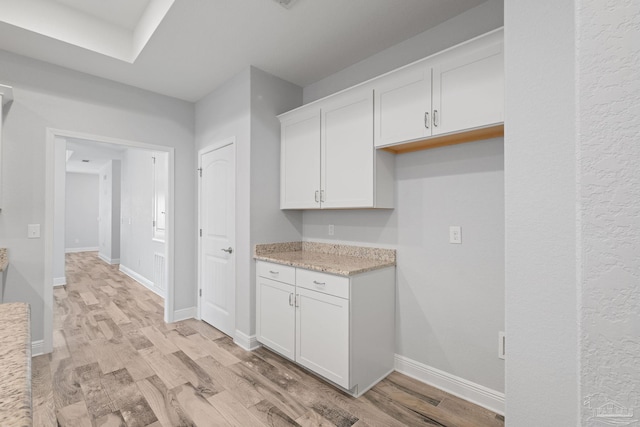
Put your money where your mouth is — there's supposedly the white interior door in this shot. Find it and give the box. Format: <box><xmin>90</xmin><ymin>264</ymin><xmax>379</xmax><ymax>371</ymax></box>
<box><xmin>199</xmin><ymin>142</ymin><xmax>235</xmax><ymax>337</ymax></box>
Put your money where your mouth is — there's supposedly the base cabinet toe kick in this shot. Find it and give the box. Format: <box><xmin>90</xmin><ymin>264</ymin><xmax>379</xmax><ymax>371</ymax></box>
<box><xmin>255</xmin><ymin>260</ymin><xmax>395</xmax><ymax>397</ymax></box>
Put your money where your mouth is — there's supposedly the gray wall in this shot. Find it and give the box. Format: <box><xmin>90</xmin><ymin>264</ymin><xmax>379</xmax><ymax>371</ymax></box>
<box><xmin>98</xmin><ymin>160</ymin><xmax>121</xmax><ymax>263</ymax></box>
<box><xmin>304</xmin><ymin>0</ymin><xmax>504</xmax><ymax>103</ymax></box>
<box><xmin>303</xmin><ymin>139</ymin><xmax>505</xmax><ymax>392</ymax></box>
<box><xmin>300</xmin><ymin>0</ymin><xmax>505</xmax><ymax>393</ymax></box>
<box><xmin>0</xmin><ymin>49</ymin><xmax>195</xmax><ymax>344</ymax></box>
<box><xmin>195</xmin><ymin>67</ymin><xmax>302</xmax><ymax>338</ymax></box>
<box><xmin>249</xmin><ymin>67</ymin><xmax>303</xmax><ymax>334</ymax></box>
<box><xmin>65</xmin><ymin>173</ymin><xmax>99</xmax><ymax>251</ymax></box>
<box><xmin>120</xmin><ymin>148</ymin><xmax>166</xmax><ymax>291</ymax></box>
<box><xmin>504</xmin><ymin>1</ymin><xmax>578</xmax><ymax>424</ymax></box>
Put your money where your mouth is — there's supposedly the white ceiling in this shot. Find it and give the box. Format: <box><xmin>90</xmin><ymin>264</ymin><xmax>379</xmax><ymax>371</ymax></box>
<box><xmin>0</xmin><ymin>0</ymin><xmax>487</xmax><ymax>102</ymax></box>
<box><xmin>66</xmin><ymin>139</ymin><xmax>126</xmax><ymax>174</ymax></box>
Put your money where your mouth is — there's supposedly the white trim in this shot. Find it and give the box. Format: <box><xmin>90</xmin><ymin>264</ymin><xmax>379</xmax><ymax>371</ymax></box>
<box><xmin>98</xmin><ymin>253</ymin><xmax>120</xmax><ymax>265</ymax></box>
<box><xmin>32</xmin><ymin>340</ymin><xmax>45</xmax><ymax>357</ymax></box>
<box><xmin>65</xmin><ymin>247</ymin><xmax>99</xmax><ymax>253</ymax></box>
<box><xmin>119</xmin><ymin>264</ymin><xmax>164</xmax><ymax>299</ymax></box>
<box><xmin>234</xmin><ymin>330</ymin><xmax>260</xmax><ymax>351</ymax></box>
<box><xmin>173</xmin><ymin>307</ymin><xmax>197</xmax><ymax>322</ymax></box>
<box><xmin>394</xmin><ymin>354</ymin><xmax>505</xmax><ymax>415</ymax></box>
<box><xmin>53</xmin><ymin>277</ymin><xmax>66</xmax><ymax>287</ymax></box>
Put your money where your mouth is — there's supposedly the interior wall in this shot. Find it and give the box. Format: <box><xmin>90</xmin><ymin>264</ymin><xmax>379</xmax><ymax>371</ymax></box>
<box><xmin>300</xmin><ymin>0</ymin><xmax>505</xmax><ymax>395</ymax></box>
<box><xmin>303</xmin><ymin>0</ymin><xmax>503</xmax><ymax>103</ymax></box>
<box><xmin>120</xmin><ymin>148</ymin><xmax>166</xmax><ymax>296</ymax></box>
<box><xmin>98</xmin><ymin>160</ymin><xmax>121</xmax><ymax>264</ymax></box>
<box><xmin>504</xmin><ymin>0</ymin><xmax>579</xmax><ymax>425</ymax></box>
<box><xmin>195</xmin><ymin>67</ymin><xmax>304</xmax><ymax>339</ymax></box>
<box><xmin>0</xmin><ymin>49</ymin><xmax>195</xmax><ymax>344</ymax></box>
<box><xmin>249</xmin><ymin>66</ymin><xmax>303</xmax><ymax>335</ymax></box>
<box><xmin>195</xmin><ymin>68</ymin><xmax>252</xmax><ymax>334</ymax></box>
<box><xmin>303</xmin><ymin>139</ymin><xmax>505</xmax><ymax>392</ymax></box>
<box><xmin>65</xmin><ymin>172</ymin><xmax>99</xmax><ymax>251</ymax></box>
<box><xmin>52</xmin><ymin>137</ymin><xmax>66</xmax><ymax>284</ymax></box>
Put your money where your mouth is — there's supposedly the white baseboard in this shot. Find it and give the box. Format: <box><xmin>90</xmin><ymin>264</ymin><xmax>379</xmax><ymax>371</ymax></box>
<box><xmin>394</xmin><ymin>354</ymin><xmax>504</xmax><ymax>415</ymax></box>
<box><xmin>32</xmin><ymin>340</ymin><xmax>44</xmax><ymax>357</ymax></box>
<box><xmin>173</xmin><ymin>307</ymin><xmax>197</xmax><ymax>322</ymax></box>
<box><xmin>53</xmin><ymin>277</ymin><xmax>66</xmax><ymax>287</ymax></box>
<box><xmin>119</xmin><ymin>264</ymin><xmax>164</xmax><ymax>299</ymax></box>
<box><xmin>98</xmin><ymin>253</ymin><xmax>119</xmax><ymax>265</ymax></box>
<box><xmin>234</xmin><ymin>330</ymin><xmax>261</xmax><ymax>351</ymax></box>
<box><xmin>65</xmin><ymin>247</ymin><xmax>99</xmax><ymax>253</ymax></box>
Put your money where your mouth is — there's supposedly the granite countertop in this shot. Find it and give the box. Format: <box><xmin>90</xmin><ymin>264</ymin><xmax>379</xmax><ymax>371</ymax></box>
<box><xmin>0</xmin><ymin>248</ymin><xmax>7</xmax><ymax>272</ymax></box>
<box><xmin>254</xmin><ymin>241</ymin><xmax>396</xmax><ymax>276</ymax></box>
<box><xmin>0</xmin><ymin>303</ymin><xmax>32</xmax><ymax>426</ymax></box>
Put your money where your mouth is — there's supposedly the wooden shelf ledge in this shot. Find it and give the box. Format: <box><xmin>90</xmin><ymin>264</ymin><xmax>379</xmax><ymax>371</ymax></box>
<box><xmin>380</xmin><ymin>124</ymin><xmax>504</xmax><ymax>154</ymax></box>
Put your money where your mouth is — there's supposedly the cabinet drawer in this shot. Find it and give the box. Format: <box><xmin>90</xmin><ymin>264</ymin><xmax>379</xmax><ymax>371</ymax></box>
<box><xmin>257</xmin><ymin>261</ymin><xmax>296</xmax><ymax>285</ymax></box>
<box><xmin>296</xmin><ymin>269</ymin><xmax>349</xmax><ymax>299</ymax></box>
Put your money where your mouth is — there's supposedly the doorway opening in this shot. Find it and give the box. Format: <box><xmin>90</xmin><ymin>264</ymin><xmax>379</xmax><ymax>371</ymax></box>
<box><xmin>44</xmin><ymin>128</ymin><xmax>175</xmax><ymax>354</ymax></box>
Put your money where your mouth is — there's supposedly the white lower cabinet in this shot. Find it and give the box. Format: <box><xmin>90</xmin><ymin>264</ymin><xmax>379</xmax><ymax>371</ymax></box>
<box><xmin>255</xmin><ymin>260</ymin><xmax>395</xmax><ymax>397</ymax></box>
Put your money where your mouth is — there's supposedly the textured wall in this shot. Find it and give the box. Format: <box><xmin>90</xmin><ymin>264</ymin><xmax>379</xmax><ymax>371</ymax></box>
<box><xmin>579</xmin><ymin>0</ymin><xmax>640</xmax><ymax>423</ymax></box>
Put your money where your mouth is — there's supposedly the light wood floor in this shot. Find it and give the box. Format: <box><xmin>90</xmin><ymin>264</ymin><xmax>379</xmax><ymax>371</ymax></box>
<box><xmin>32</xmin><ymin>251</ymin><xmax>505</xmax><ymax>427</ymax></box>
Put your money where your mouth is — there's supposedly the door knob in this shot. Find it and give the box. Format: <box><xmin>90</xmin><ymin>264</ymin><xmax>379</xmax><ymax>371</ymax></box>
<box><xmin>221</xmin><ymin>247</ymin><xmax>233</xmax><ymax>254</ymax></box>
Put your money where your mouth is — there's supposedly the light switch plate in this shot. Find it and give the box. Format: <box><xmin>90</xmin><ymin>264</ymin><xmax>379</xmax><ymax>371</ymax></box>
<box><xmin>28</xmin><ymin>224</ymin><xmax>41</xmax><ymax>239</ymax></box>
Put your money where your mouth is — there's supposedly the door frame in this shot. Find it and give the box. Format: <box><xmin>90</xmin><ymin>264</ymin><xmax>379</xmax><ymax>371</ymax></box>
<box><xmin>196</xmin><ymin>137</ymin><xmax>237</xmax><ymax>333</ymax></box>
<box><xmin>44</xmin><ymin>128</ymin><xmax>176</xmax><ymax>354</ymax></box>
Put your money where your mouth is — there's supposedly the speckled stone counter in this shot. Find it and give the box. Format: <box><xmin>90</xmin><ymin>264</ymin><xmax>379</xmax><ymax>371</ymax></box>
<box><xmin>0</xmin><ymin>248</ymin><xmax>7</xmax><ymax>272</ymax></box>
<box><xmin>254</xmin><ymin>241</ymin><xmax>395</xmax><ymax>276</ymax></box>
<box><xmin>0</xmin><ymin>303</ymin><xmax>32</xmax><ymax>426</ymax></box>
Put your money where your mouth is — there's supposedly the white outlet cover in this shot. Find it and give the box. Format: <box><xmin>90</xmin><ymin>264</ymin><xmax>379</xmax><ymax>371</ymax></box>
<box><xmin>28</xmin><ymin>224</ymin><xmax>41</xmax><ymax>238</ymax></box>
<box><xmin>449</xmin><ymin>226</ymin><xmax>461</xmax><ymax>244</ymax></box>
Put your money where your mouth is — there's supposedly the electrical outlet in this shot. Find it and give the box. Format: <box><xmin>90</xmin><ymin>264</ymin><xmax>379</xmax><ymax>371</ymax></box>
<box><xmin>328</xmin><ymin>225</ymin><xmax>334</xmax><ymax>236</ymax></box>
<box><xmin>499</xmin><ymin>331</ymin><xmax>506</xmax><ymax>359</ymax></box>
<box><xmin>449</xmin><ymin>226</ymin><xmax>461</xmax><ymax>244</ymax></box>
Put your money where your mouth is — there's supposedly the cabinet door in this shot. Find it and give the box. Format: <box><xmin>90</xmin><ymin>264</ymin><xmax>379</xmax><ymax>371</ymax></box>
<box><xmin>321</xmin><ymin>88</ymin><xmax>374</xmax><ymax>209</ymax></box>
<box><xmin>296</xmin><ymin>288</ymin><xmax>349</xmax><ymax>388</ymax></box>
<box><xmin>432</xmin><ymin>41</ymin><xmax>504</xmax><ymax>136</ymax></box>
<box><xmin>374</xmin><ymin>63</ymin><xmax>432</xmax><ymax>147</ymax></box>
<box><xmin>256</xmin><ymin>277</ymin><xmax>296</xmax><ymax>360</ymax></box>
<box><xmin>280</xmin><ymin>108</ymin><xmax>321</xmax><ymax>209</ymax></box>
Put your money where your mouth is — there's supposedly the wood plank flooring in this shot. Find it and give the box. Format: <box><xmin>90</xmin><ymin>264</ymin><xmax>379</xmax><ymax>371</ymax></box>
<box><xmin>33</xmin><ymin>251</ymin><xmax>505</xmax><ymax>427</ymax></box>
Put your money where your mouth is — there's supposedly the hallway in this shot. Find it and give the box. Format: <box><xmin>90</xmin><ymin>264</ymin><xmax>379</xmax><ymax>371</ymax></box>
<box><xmin>32</xmin><ymin>252</ymin><xmax>504</xmax><ymax>426</ymax></box>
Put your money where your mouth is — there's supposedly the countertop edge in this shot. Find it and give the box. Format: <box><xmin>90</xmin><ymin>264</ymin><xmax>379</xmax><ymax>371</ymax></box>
<box><xmin>254</xmin><ymin>254</ymin><xmax>396</xmax><ymax>276</ymax></box>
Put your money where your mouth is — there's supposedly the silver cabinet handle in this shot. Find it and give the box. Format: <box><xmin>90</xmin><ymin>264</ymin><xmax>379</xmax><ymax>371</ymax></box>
<box><xmin>313</xmin><ymin>280</ymin><xmax>326</xmax><ymax>286</ymax></box>
<box><xmin>433</xmin><ymin>109</ymin><xmax>439</xmax><ymax>127</ymax></box>
<box><xmin>315</xmin><ymin>190</ymin><xmax>319</xmax><ymax>203</ymax></box>
<box><xmin>289</xmin><ymin>293</ymin><xmax>293</xmax><ymax>306</ymax></box>
<box><xmin>269</xmin><ymin>270</ymin><xmax>279</xmax><ymax>275</ymax></box>
<box><xmin>295</xmin><ymin>294</ymin><xmax>299</xmax><ymax>307</ymax></box>
<box><xmin>320</xmin><ymin>190</ymin><xmax>325</xmax><ymax>202</ymax></box>
<box><xmin>424</xmin><ymin>112</ymin><xmax>430</xmax><ymax>129</ymax></box>
<box><xmin>221</xmin><ymin>247</ymin><xmax>233</xmax><ymax>254</ymax></box>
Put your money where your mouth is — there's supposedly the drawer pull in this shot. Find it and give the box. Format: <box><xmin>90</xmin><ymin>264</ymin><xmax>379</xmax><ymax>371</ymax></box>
<box><xmin>313</xmin><ymin>281</ymin><xmax>326</xmax><ymax>286</ymax></box>
<box><xmin>269</xmin><ymin>270</ymin><xmax>279</xmax><ymax>274</ymax></box>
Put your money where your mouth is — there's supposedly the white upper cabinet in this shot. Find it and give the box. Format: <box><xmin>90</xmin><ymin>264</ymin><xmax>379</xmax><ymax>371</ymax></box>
<box><xmin>280</xmin><ymin>87</ymin><xmax>394</xmax><ymax>210</ymax></box>
<box><xmin>279</xmin><ymin>29</ymin><xmax>503</xmax><ymax>208</ymax></box>
<box><xmin>373</xmin><ymin>28</ymin><xmax>504</xmax><ymax>149</ymax></box>
<box><xmin>432</xmin><ymin>40</ymin><xmax>504</xmax><ymax>136</ymax></box>
<box><xmin>374</xmin><ymin>63</ymin><xmax>432</xmax><ymax>147</ymax></box>
<box><xmin>321</xmin><ymin>87</ymin><xmax>374</xmax><ymax>209</ymax></box>
<box><xmin>280</xmin><ymin>108</ymin><xmax>321</xmax><ymax>209</ymax></box>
